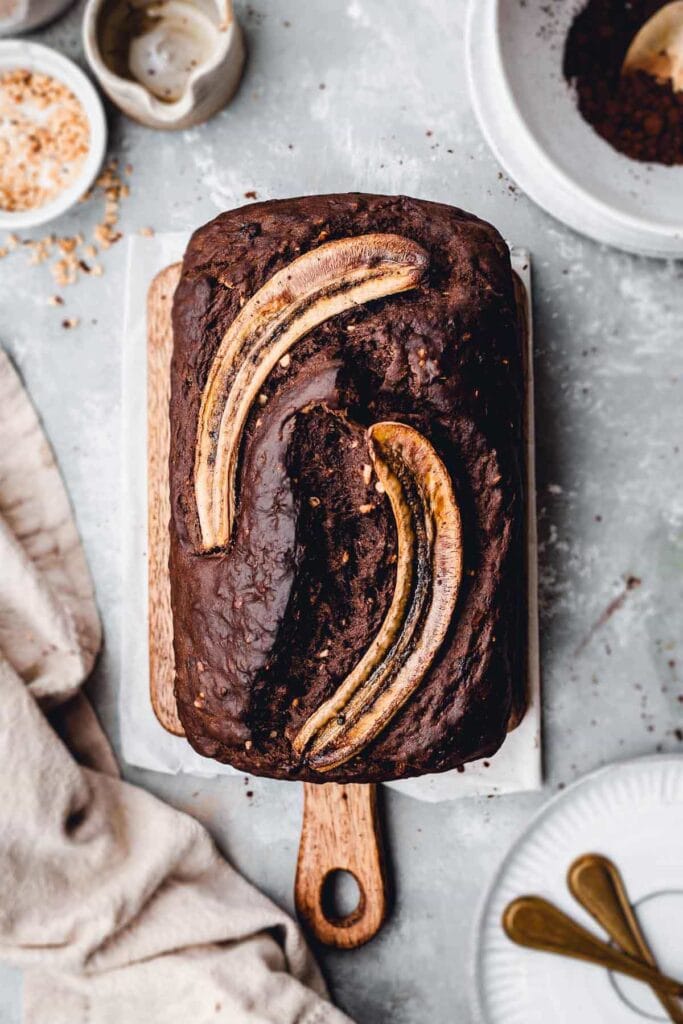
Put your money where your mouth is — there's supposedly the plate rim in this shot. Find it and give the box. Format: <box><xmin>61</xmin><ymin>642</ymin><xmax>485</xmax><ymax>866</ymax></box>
<box><xmin>470</xmin><ymin>752</ymin><xmax>683</xmax><ymax>1024</ymax></box>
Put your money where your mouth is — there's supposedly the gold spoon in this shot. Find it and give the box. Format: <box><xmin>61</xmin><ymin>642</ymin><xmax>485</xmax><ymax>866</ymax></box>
<box><xmin>503</xmin><ymin>895</ymin><xmax>683</xmax><ymax>996</ymax></box>
<box><xmin>568</xmin><ymin>853</ymin><xmax>683</xmax><ymax>1024</ymax></box>
<box><xmin>622</xmin><ymin>1</ymin><xmax>683</xmax><ymax>93</ymax></box>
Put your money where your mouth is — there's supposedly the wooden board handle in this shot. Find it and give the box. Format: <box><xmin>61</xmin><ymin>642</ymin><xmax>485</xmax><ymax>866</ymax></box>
<box><xmin>295</xmin><ymin>782</ymin><xmax>387</xmax><ymax>949</ymax></box>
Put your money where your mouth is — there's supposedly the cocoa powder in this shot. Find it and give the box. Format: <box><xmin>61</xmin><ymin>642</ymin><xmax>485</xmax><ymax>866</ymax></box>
<box><xmin>564</xmin><ymin>0</ymin><xmax>683</xmax><ymax>165</ymax></box>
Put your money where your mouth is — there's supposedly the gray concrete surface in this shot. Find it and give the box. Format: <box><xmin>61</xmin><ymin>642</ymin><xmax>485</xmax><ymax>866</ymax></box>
<box><xmin>1</xmin><ymin>2</ymin><xmax>682</xmax><ymax>1021</ymax></box>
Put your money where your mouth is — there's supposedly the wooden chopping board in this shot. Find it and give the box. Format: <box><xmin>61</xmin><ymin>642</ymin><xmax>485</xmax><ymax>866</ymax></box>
<box><xmin>146</xmin><ymin>264</ymin><xmax>387</xmax><ymax>949</ymax></box>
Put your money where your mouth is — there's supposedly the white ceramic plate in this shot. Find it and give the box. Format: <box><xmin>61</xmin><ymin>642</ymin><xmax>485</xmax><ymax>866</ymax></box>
<box><xmin>466</xmin><ymin>0</ymin><xmax>683</xmax><ymax>258</ymax></box>
<box><xmin>475</xmin><ymin>755</ymin><xmax>683</xmax><ymax>1024</ymax></box>
<box><xmin>0</xmin><ymin>41</ymin><xmax>106</xmax><ymax>231</ymax></box>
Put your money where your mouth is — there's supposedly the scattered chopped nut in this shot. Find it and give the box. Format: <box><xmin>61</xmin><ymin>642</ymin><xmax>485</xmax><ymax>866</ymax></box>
<box><xmin>358</xmin><ymin>503</ymin><xmax>374</xmax><ymax>514</ymax></box>
<box><xmin>58</xmin><ymin>236</ymin><xmax>79</xmax><ymax>254</ymax></box>
<box><xmin>3</xmin><ymin>157</ymin><xmax>130</xmax><ymax>305</ymax></box>
<box><xmin>61</xmin><ymin>317</ymin><xmax>79</xmax><ymax>329</ymax></box>
<box><xmin>28</xmin><ymin>236</ymin><xmax>53</xmax><ymax>265</ymax></box>
<box><xmin>94</xmin><ymin>223</ymin><xmax>122</xmax><ymax>249</ymax></box>
<box><xmin>341</xmin><ymin>550</ymin><xmax>350</xmax><ymax>565</ymax></box>
<box><xmin>362</xmin><ymin>463</ymin><xmax>372</xmax><ymax>486</ymax></box>
<box><xmin>375</xmin><ymin>480</ymin><xmax>385</xmax><ymax>494</ymax></box>
<box><xmin>269</xmin><ymin>730</ymin><xmax>278</xmax><ymax>739</ymax></box>
<box><xmin>308</xmin><ymin>496</ymin><xmax>321</xmax><ymax>507</ymax></box>
<box><xmin>196</xmin><ymin>661</ymin><xmax>205</xmax><ymax>672</ymax></box>
<box><xmin>257</xmin><ymin>392</ymin><xmax>268</xmax><ymax>406</ymax></box>
<box><xmin>48</xmin><ymin>294</ymin><xmax>63</xmax><ymax>306</ymax></box>
<box><xmin>52</xmin><ymin>258</ymin><xmax>76</xmax><ymax>287</ymax></box>
<box><xmin>245</xmin><ymin>739</ymin><xmax>253</xmax><ymax>750</ymax></box>
<box><xmin>279</xmin><ymin>353</ymin><xmax>291</xmax><ymax>369</ymax></box>
<box><xmin>317</xmin><ymin>649</ymin><xmax>329</xmax><ymax>659</ymax></box>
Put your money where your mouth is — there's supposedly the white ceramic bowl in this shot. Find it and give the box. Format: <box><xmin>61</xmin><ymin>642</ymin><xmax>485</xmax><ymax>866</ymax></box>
<box><xmin>0</xmin><ymin>40</ymin><xmax>107</xmax><ymax>231</ymax></box>
<box><xmin>467</xmin><ymin>0</ymin><xmax>683</xmax><ymax>258</ymax></box>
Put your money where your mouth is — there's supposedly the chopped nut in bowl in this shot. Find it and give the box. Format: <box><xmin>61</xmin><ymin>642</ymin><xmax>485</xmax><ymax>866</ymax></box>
<box><xmin>0</xmin><ymin>41</ymin><xmax>106</xmax><ymax>231</ymax></box>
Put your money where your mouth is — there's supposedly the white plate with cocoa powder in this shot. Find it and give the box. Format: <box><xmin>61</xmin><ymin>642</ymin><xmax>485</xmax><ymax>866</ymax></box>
<box><xmin>0</xmin><ymin>41</ymin><xmax>106</xmax><ymax>230</ymax></box>
<box><xmin>467</xmin><ymin>0</ymin><xmax>683</xmax><ymax>258</ymax></box>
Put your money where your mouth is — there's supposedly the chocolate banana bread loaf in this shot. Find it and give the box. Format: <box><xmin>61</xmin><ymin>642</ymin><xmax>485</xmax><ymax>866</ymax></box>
<box><xmin>170</xmin><ymin>193</ymin><xmax>526</xmax><ymax>783</ymax></box>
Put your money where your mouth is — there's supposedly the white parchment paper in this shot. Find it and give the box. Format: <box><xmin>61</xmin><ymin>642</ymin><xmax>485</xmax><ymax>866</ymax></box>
<box><xmin>120</xmin><ymin>232</ymin><xmax>541</xmax><ymax>802</ymax></box>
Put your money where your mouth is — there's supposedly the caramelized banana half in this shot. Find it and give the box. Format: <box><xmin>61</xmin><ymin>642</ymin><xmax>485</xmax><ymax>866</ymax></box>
<box><xmin>293</xmin><ymin>421</ymin><xmax>463</xmax><ymax>772</ymax></box>
<box><xmin>194</xmin><ymin>234</ymin><xmax>428</xmax><ymax>550</ymax></box>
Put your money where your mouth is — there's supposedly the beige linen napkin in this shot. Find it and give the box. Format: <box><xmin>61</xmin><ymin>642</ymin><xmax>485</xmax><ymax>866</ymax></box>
<box><xmin>0</xmin><ymin>350</ymin><xmax>353</xmax><ymax>1024</ymax></box>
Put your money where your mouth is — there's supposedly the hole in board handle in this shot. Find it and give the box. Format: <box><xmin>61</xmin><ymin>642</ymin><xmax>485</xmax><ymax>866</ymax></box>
<box><xmin>320</xmin><ymin>869</ymin><xmax>365</xmax><ymax>927</ymax></box>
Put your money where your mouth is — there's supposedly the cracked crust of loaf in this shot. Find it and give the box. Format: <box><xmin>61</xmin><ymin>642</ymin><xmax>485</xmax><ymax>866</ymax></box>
<box><xmin>169</xmin><ymin>193</ymin><xmax>526</xmax><ymax>782</ymax></box>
